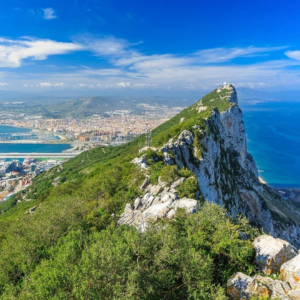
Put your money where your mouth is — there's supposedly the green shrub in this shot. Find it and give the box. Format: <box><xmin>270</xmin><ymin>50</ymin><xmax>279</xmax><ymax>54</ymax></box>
<box><xmin>160</xmin><ymin>165</ymin><xmax>179</xmax><ymax>184</ymax></box>
<box><xmin>177</xmin><ymin>176</ymin><xmax>199</xmax><ymax>198</ymax></box>
<box><xmin>1</xmin><ymin>203</ymin><xmax>258</xmax><ymax>300</ymax></box>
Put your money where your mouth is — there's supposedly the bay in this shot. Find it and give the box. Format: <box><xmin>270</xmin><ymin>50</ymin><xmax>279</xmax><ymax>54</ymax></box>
<box><xmin>0</xmin><ymin>125</ymin><xmax>31</xmax><ymax>134</ymax></box>
<box><xmin>0</xmin><ymin>125</ymin><xmax>71</xmax><ymax>153</ymax></box>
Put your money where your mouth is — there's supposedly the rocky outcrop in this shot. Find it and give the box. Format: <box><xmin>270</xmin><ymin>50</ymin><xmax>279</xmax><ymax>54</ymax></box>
<box><xmin>131</xmin><ymin>156</ymin><xmax>148</xmax><ymax>169</ymax></box>
<box><xmin>253</xmin><ymin>235</ymin><xmax>297</xmax><ymax>275</ymax></box>
<box><xmin>227</xmin><ymin>272</ymin><xmax>271</xmax><ymax>299</ymax></box>
<box><xmin>159</xmin><ymin>85</ymin><xmax>300</xmax><ymax>247</ymax></box>
<box><xmin>227</xmin><ymin>235</ymin><xmax>300</xmax><ymax>299</ymax></box>
<box><xmin>121</xmin><ymin>84</ymin><xmax>300</xmax><ymax>247</ymax></box>
<box><xmin>280</xmin><ymin>254</ymin><xmax>300</xmax><ymax>290</ymax></box>
<box><xmin>118</xmin><ymin>177</ymin><xmax>199</xmax><ymax>229</ymax></box>
<box><xmin>227</xmin><ymin>273</ymin><xmax>299</xmax><ymax>300</ymax></box>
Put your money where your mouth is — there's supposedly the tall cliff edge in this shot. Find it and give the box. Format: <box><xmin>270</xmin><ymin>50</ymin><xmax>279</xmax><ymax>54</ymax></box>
<box><xmin>120</xmin><ymin>84</ymin><xmax>300</xmax><ymax>247</ymax></box>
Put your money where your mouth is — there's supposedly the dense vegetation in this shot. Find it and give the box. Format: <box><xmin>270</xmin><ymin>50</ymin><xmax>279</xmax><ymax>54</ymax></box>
<box><xmin>0</xmin><ymin>86</ymin><xmax>260</xmax><ymax>299</ymax></box>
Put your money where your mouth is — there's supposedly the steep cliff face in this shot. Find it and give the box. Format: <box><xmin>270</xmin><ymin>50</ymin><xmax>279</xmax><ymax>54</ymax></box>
<box><xmin>161</xmin><ymin>85</ymin><xmax>300</xmax><ymax>246</ymax></box>
<box><xmin>120</xmin><ymin>84</ymin><xmax>300</xmax><ymax>247</ymax></box>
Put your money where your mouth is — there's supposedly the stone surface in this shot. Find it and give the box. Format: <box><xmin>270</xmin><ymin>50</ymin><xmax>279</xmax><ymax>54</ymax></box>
<box><xmin>280</xmin><ymin>254</ymin><xmax>300</xmax><ymax>290</ymax></box>
<box><xmin>253</xmin><ymin>275</ymin><xmax>292</xmax><ymax>300</ymax></box>
<box><xmin>118</xmin><ymin>176</ymin><xmax>199</xmax><ymax>229</ymax></box>
<box><xmin>163</xmin><ymin>152</ymin><xmax>174</xmax><ymax>165</ymax></box>
<box><xmin>253</xmin><ymin>235</ymin><xmax>297</xmax><ymax>275</ymax></box>
<box><xmin>131</xmin><ymin>156</ymin><xmax>148</xmax><ymax>169</ymax></box>
<box><xmin>140</xmin><ymin>178</ymin><xmax>149</xmax><ymax>190</ymax></box>
<box><xmin>227</xmin><ymin>272</ymin><xmax>271</xmax><ymax>299</ymax></box>
<box><xmin>227</xmin><ymin>272</ymin><xmax>295</xmax><ymax>299</ymax></box>
<box><xmin>127</xmin><ymin>85</ymin><xmax>300</xmax><ymax>247</ymax></box>
<box><xmin>159</xmin><ymin>86</ymin><xmax>300</xmax><ymax>247</ymax></box>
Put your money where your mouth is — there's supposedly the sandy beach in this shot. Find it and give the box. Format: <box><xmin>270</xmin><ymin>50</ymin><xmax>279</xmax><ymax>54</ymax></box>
<box><xmin>259</xmin><ymin>176</ymin><xmax>267</xmax><ymax>184</ymax></box>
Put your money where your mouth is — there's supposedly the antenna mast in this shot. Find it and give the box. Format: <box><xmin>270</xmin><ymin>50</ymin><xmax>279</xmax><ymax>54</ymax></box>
<box><xmin>145</xmin><ymin>127</ymin><xmax>151</xmax><ymax>148</ymax></box>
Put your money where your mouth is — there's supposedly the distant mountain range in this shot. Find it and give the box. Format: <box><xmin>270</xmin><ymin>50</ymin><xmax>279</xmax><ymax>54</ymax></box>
<box><xmin>0</xmin><ymin>87</ymin><xmax>300</xmax><ymax>119</ymax></box>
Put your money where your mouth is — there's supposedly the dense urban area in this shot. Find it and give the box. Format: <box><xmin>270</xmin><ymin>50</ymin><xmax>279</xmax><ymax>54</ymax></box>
<box><xmin>0</xmin><ymin>157</ymin><xmax>66</xmax><ymax>202</ymax></box>
<box><xmin>0</xmin><ymin>104</ymin><xmax>184</xmax><ymax>144</ymax></box>
<box><xmin>0</xmin><ymin>99</ymin><xmax>186</xmax><ymax>203</ymax></box>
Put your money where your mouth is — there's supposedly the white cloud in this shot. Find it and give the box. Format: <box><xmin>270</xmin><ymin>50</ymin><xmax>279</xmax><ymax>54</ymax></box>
<box><xmin>117</xmin><ymin>82</ymin><xmax>130</xmax><ymax>87</ymax></box>
<box><xmin>0</xmin><ymin>35</ymin><xmax>299</xmax><ymax>91</ymax></box>
<box><xmin>42</xmin><ymin>8</ymin><xmax>57</xmax><ymax>20</ymax></box>
<box><xmin>285</xmin><ymin>50</ymin><xmax>300</xmax><ymax>61</ymax></box>
<box><xmin>76</xmin><ymin>36</ymin><xmax>131</xmax><ymax>56</ymax></box>
<box><xmin>0</xmin><ymin>82</ymin><xmax>8</xmax><ymax>86</ymax></box>
<box><xmin>38</xmin><ymin>82</ymin><xmax>64</xmax><ymax>87</ymax></box>
<box><xmin>194</xmin><ymin>46</ymin><xmax>286</xmax><ymax>63</ymax></box>
<box><xmin>0</xmin><ymin>37</ymin><xmax>83</xmax><ymax>67</ymax></box>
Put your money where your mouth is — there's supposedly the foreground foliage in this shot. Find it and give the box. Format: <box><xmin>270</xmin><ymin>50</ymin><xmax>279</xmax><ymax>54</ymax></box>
<box><xmin>0</xmin><ymin>87</ymin><xmax>260</xmax><ymax>299</ymax></box>
<box><xmin>0</xmin><ymin>203</ymin><xmax>258</xmax><ymax>299</ymax></box>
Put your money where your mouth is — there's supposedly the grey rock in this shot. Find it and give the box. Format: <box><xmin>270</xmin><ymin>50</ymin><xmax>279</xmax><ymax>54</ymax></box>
<box><xmin>150</xmin><ymin>185</ymin><xmax>163</xmax><ymax>195</ymax></box>
<box><xmin>239</xmin><ymin>232</ymin><xmax>248</xmax><ymax>240</ymax></box>
<box><xmin>253</xmin><ymin>275</ymin><xmax>292</xmax><ymax>300</ymax></box>
<box><xmin>124</xmin><ymin>203</ymin><xmax>133</xmax><ymax>213</ymax></box>
<box><xmin>280</xmin><ymin>254</ymin><xmax>300</xmax><ymax>290</ymax></box>
<box><xmin>227</xmin><ymin>272</ymin><xmax>271</xmax><ymax>299</ymax></box>
<box><xmin>163</xmin><ymin>152</ymin><xmax>174</xmax><ymax>165</ymax></box>
<box><xmin>140</xmin><ymin>178</ymin><xmax>149</xmax><ymax>190</ymax></box>
<box><xmin>131</xmin><ymin>156</ymin><xmax>148</xmax><ymax>169</ymax></box>
<box><xmin>134</xmin><ymin>198</ymin><xmax>142</xmax><ymax>210</ymax></box>
<box><xmin>170</xmin><ymin>177</ymin><xmax>186</xmax><ymax>189</ymax></box>
<box><xmin>253</xmin><ymin>235</ymin><xmax>297</xmax><ymax>275</ymax></box>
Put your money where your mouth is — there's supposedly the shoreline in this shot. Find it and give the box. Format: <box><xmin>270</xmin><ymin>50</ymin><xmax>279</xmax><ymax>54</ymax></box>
<box><xmin>259</xmin><ymin>176</ymin><xmax>267</xmax><ymax>184</ymax></box>
<box><xmin>0</xmin><ymin>140</ymin><xmax>71</xmax><ymax>144</ymax></box>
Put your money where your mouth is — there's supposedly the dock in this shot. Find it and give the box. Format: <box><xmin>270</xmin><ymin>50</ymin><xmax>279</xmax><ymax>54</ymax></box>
<box><xmin>0</xmin><ymin>153</ymin><xmax>79</xmax><ymax>158</ymax></box>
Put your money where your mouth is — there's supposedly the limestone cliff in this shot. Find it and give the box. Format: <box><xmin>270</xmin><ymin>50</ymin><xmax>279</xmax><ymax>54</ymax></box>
<box><xmin>119</xmin><ymin>84</ymin><xmax>300</xmax><ymax>247</ymax></box>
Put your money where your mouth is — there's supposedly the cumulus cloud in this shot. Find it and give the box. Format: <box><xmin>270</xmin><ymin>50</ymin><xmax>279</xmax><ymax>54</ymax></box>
<box><xmin>42</xmin><ymin>8</ymin><xmax>57</xmax><ymax>20</ymax></box>
<box><xmin>0</xmin><ymin>82</ymin><xmax>8</xmax><ymax>86</ymax></box>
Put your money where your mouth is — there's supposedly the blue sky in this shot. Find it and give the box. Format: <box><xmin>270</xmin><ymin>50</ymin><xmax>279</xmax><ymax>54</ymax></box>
<box><xmin>1</xmin><ymin>0</ymin><xmax>300</xmax><ymax>94</ymax></box>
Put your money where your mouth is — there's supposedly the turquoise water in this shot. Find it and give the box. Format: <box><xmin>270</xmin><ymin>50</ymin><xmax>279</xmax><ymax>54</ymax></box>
<box><xmin>0</xmin><ymin>125</ymin><xmax>71</xmax><ymax>153</ymax></box>
<box><xmin>0</xmin><ymin>125</ymin><xmax>31</xmax><ymax>133</ymax></box>
<box><xmin>241</xmin><ymin>102</ymin><xmax>300</xmax><ymax>187</ymax></box>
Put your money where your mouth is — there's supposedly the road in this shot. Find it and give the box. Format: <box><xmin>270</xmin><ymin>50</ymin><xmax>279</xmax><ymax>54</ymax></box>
<box><xmin>0</xmin><ymin>153</ymin><xmax>79</xmax><ymax>158</ymax></box>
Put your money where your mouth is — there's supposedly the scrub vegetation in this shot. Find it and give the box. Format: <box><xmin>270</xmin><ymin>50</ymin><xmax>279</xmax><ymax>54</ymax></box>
<box><xmin>0</xmin><ymin>86</ymin><xmax>260</xmax><ymax>299</ymax></box>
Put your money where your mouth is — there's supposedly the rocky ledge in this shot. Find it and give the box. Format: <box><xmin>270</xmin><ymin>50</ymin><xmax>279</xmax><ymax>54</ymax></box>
<box><xmin>227</xmin><ymin>235</ymin><xmax>300</xmax><ymax>299</ymax></box>
<box><xmin>118</xmin><ymin>176</ymin><xmax>199</xmax><ymax>230</ymax></box>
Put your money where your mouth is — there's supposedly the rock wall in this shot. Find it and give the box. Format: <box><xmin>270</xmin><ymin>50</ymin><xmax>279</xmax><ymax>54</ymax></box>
<box><xmin>120</xmin><ymin>86</ymin><xmax>300</xmax><ymax>247</ymax></box>
<box><xmin>161</xmin><ymin>94</ymin><xmax>300</xmax><ymax>247</ymax></box>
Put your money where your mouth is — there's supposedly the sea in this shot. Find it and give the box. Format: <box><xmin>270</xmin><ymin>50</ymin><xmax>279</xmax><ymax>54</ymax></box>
<box><xmin>241</xmin><ymin>102</ymin><xmax>300</xmax><ymax>188</ymax></box>
<box><xmin>0</xmin><ymin>125</ymin><xmax>72</xmax><ymax>153</ymax></box>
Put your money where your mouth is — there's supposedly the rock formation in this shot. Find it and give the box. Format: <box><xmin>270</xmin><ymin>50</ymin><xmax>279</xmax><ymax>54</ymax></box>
<box><xmin>119</xmin><ymin>84</ymin><xmax>300</xmax><ymax>247</ymax></box>
<box><xmin>118</xmin><ymin>176</ymin><xmax>199</xmax><ymax>230</ymax></box>
<box><xmin>227</xmin><ymin>235</ymin><xmax>300</xmax><ymax>299</ymax></box>
<box><xmin>253</xmin><ymin>235</ymin><xmax>297</xmax><ymax>275</ymax></box>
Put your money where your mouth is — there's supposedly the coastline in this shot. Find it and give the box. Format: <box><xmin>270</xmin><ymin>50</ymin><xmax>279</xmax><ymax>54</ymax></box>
<box><xmin>0</xmin><ymin>140</ymin><xmax>71</xmax><ymax>144</ymax></box>
<box><xmin>259</xmin><ymin>176</ymin><xmax>267</xmax><ymax>184</ymax></box>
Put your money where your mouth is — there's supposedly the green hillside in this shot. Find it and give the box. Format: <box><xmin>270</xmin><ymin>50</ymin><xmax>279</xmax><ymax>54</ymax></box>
<box><xmin>0</xmin><ymin>86</ymin><xmax>260</xmax><ymax>299</ymax></box>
